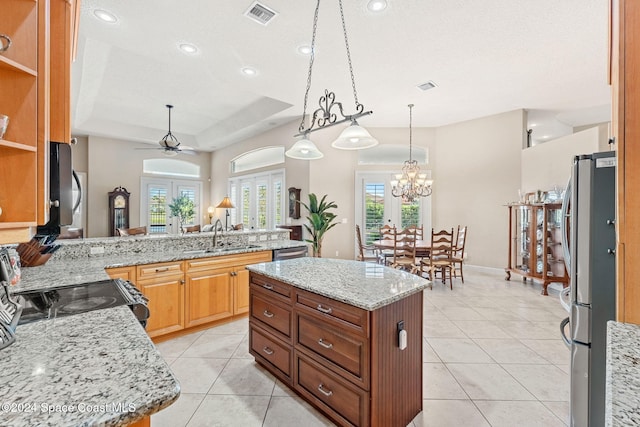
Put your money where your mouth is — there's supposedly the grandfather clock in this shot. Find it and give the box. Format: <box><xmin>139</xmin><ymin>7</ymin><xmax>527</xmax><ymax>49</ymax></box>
<box><xmin>108</xmin><ymin>187</ymin><xmax>130</xmax><ymax>236</ymax></box>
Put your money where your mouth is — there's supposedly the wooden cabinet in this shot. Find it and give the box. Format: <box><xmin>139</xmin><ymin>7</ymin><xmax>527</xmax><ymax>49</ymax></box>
<box><xmin>505</xmin><ymin>202</ymin><xmax>569</xmax><ymax>295</ymax></box>
<box><xmin>612</xmin><ymin>0</ymin><xmax>640</xmax><ymax>324</ymax></box>
<box><xmin>136</xmin><ymin>261</ymin><xmax>186</xmax><ymax>337</ymax></box>
<box><xmin>0</xmin><ymin>0</ymin><xmax>41</xmax><ymax>244</ymax></box>
<box><xmin>249</xmin><ymin>271</ymin><xmax>423</xmax><ymax>427</ymax></box>
<box><xmin>185</xmin><ymin>265</ymin><xmax>234</xmax><ymax>328</ymax></box>
<box><xmin>127</xmin><ymin>250</ymin><xmax>273</xmax><ymax>339</ymax></box>
<box><xmin>105</xmin><ymin>265</ymin><xmax>137</xmax><ymax>282</ymax></box>
<box><xmin>0</xmin><ymin>0</ymin><xmax>79</xmax><ymax>244</ymax></box>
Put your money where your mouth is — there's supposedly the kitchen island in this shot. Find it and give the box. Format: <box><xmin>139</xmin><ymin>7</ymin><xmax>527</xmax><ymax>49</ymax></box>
<box><xmin>246</xmin><ymin>258</ymin><xmax>430</xmax><ymax>427</ymax></box>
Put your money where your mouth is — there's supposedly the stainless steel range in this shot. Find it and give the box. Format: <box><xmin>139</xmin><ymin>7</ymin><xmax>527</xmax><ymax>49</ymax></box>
<box><xmin>15</xmin><ymin>279</ymin><xmax>150</xmax><ymax>327</ymax></box>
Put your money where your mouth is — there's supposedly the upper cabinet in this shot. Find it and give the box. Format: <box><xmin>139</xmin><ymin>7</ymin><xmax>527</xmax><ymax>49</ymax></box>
<box><xmin>0</xmin><ymin>0</ymin><xmax>78</xmax><ymax>244</ymax></box>
<box><xmin>0</xmin><ymin>0</ymin><xmax>41</xmax><ymax>244</ymax></box>
<box><xmin>612</xmin><ymin>0</ymin><xmax>640</xmax><ymax>324</ymax></box>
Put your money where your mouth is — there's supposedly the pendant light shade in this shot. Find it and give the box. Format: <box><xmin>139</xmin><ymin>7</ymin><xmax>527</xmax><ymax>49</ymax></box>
<box><xmin>331</xmin><ymin>121</ymin><xmax>379</xmax><ymax>150</ymax></box>
<box><xmin>285</xmin><ymin>137</ymin><xmax>324</xmax><ymax>160</ymax></box>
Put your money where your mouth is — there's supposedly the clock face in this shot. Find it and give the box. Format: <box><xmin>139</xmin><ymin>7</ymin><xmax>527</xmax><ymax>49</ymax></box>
<box><xmin>114</xmin><ymin>195</ymin><xmax>126</xmax><ymax>209</ymax></box>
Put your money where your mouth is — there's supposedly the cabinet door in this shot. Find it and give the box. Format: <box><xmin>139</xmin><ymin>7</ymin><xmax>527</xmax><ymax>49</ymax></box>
<box><xmin>105</xmin><ymin>266</ymin><xmax>136</xmax><ymax>282</ymax></box>
<box><xmin>186</xmin><ymin>267</ymin><xmax>233</xmax><ymax>328</ymax></box>
<box><xmin>234</xmin><ymin>267</ymin><xmax>250</xmax><ymax>315</ymax></box>
<box><xmin>138</xmin><ymin>276</ymin><xmax>185</xmax><ymax>337</ymax></box>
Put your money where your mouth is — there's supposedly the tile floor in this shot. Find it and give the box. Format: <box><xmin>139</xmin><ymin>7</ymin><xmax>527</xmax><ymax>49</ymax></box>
<box><xmin>152</xmin><ymin>267</ymin><xmax>570</xmax><ymax>427</ymax></box>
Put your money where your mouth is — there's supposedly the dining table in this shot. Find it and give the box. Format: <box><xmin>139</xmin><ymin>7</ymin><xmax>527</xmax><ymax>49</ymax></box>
<box><xmin>372</xmin><ymin>239</ymin><xmax>432</xmax><ymax>261</ymax></box>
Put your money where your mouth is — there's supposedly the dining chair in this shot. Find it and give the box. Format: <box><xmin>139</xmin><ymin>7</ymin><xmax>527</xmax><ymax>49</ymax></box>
<box><xmin>390</xmin><ymin>227</ymin><xmax>419</xmax><ymax>273</ymax></box>
<box><xmin>378</xmin><ymin>224</ymin><xmax>396</xmax><ymax>265</ymax></box>
<box><xmin>420</xmin><ymin>228</ymin><xmax>455</xmax><ymax>289</ymax></box>
<box><xmin>356</xmin><ymin>224</ymin><xmax>378</xmax><ymax>262</ymax></box>
<box><xmin>407</xmin><ymin>224</ymin><xmax>427</xmax><ymax>262</ymax></box>
<box><xmin>183</xmin><ymin>224</ymin><xmax>201</xmax><ymax>233</ymax></box>
<box><xmin>117</xmin><ymin>226</ymin><xmax>147</xmax><ymax>236</ymax></box>
<box><xmin>452</xmin><ymin>225</ymin><xmax>468</xmax><ymax>282</ymax></box>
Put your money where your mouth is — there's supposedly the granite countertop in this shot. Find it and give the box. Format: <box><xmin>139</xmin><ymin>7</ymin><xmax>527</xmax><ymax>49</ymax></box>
<box><xmin>606</xmin><ymin>321</ymin><xmax>640</xmax><ymax>426</ymax></box>
<box><xmin>14</xmin><ymin>240</ymin><xmax>308</xmax><ymax>293</ymax></box>
<box><xmin>246</xmin><ymin>257</ymin><xmax>430</xmax><ymax>310</ymax></box>
<box><xmin>0</xmin><ymin>307</ymin><xmax>179</xmax><ymax>427</ymax></box>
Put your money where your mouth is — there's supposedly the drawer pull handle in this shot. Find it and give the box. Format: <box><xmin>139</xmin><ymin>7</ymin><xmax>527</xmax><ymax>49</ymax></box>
<box><xmin>318</xmin><ymin>338</ymin><xmax>333</xmax><ymax>349</ymax></box>
<box><xmin>263</xmin><ymin>310</ymin><xmax>275</xmax><ymax>318</ymax></box>
<box><xmin>262</xmin><ymin>346</ymin><xmax>274</xmax><ymax>355</ymax></box>
<box><xmin>316</xmin><ymin>304</ymin><xmax>333</xmax><ymax>314</ymax></box>
<box><xmin>262</xmin><ymin>284</ymin><xmax>273</xmax><ymax>290</ymax></box>
<box><xmin>317</xmin><ymin>384</ymin><xmax>333</xmax><ymax>397</ymax></box>
<box><xmin>155</xmin><ymin>267</ymin><xmax>170</xmax><ymax>272</ymax></box>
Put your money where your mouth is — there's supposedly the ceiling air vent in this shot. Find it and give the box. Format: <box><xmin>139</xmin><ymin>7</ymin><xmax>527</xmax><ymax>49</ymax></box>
<box><xmin>245</xmin><ymin>2</ymin><xmax>278</xmax><ymax>26</ymax></box>
<box><xmin>417</xmin><ymin>81</ymin><xmax>438</xmax><ymax>91</ymax></box>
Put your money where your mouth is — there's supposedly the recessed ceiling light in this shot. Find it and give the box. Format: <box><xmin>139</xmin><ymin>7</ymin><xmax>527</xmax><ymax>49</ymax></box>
<box><xmin>367</xmin><ymin>0</ymin><xmax>388</xmax><ymax>12</ymax></box>
<box><xmin>93</xmin><ymin>9</ymin><xmax>118</xmax><ymax>23</ymax></box>
<box><xmin>241</xmin><ymin>67</ymin><xmax>257</xmax><ymax>76</ymax></box>
<box><xmin>530</xmin><ymin>123</ymin><xmax>538</xmax><ymax>127</ymax></box>
<box><xmin>542</xmin><ymin>135</ymin><xmax>550</xmax><ymax>139</ymax></box>
<box><xmin>179</xmin><ymin>43</ymin><xmax>199</xmax><ymax>54</ymax></box>
<box><xmin>297</xmin><ymin>45</ymin><xmax>312</xmax><ymax>55</ymax></box>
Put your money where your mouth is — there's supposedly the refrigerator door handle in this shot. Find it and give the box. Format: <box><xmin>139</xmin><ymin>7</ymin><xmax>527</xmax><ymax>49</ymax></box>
<box><xmin>561</xmin><ymin>176</ymin><xmax>572</xmax><ymax>273</ymax></box>
<box><xmin>560</xmin><ymin>317</ymin><xmax>571</xmax><ymax>349</ymax></box>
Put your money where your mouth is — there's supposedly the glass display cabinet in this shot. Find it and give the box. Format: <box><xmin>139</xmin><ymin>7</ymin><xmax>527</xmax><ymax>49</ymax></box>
<box><xmin>505</xmin><ymin>202</ymin><xmax>569</xmax><ymax>295</ymax></box>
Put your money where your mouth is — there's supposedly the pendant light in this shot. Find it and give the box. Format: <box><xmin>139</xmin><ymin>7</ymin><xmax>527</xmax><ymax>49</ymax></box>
<box><xmin>286</xmin><ymin>0</ymin><xmax>377</xmax><ymax>160</ymax></box>
<box><xmin>390</xmin><ymin>104</ymin><xmax>433</xmax><ymax>202</ymax></box>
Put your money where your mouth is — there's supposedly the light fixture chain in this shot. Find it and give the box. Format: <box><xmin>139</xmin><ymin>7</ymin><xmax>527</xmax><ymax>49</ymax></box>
<box><xmin>409</xmin><ymin>104</ymin><xmax>413</xmax><ymax>162</ymax></box>
<box><xmin>299</xmin><ymin>0</ymin><xmax>321</xmax><ymax>133</ymax></box>
<box><xmin>338</xmin><ymin>0</ymin><xmax>360</xmax><ymax>109</ymax></box>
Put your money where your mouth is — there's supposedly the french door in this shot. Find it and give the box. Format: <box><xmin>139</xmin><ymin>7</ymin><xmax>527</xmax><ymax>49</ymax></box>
<box><xmin>355</xmin><ymin>172</ymin><xmax>432</xmax><ymax>245</ymax></box>
<box><xmin>229</xmin><ymin>170</ymin><xmax>284</xmax><ymax>230</ymax></box>
<box><xmin>140</xmin><ymin>177</ymin><xmax>202</xmax><ymax>234</ymax></box>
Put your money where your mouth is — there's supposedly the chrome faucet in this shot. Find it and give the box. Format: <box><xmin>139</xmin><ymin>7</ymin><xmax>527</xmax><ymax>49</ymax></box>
<box><xmin>212</xmin><ymin>219</ymin><xmax>224</xmax><ymax>249</ymax></box>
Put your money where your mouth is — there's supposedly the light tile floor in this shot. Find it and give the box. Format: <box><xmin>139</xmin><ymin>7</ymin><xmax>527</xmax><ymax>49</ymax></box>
<box><xmin>151</xmin><ymin>267</ymin><xmax>570</xmax><ymax>427</ymax></box>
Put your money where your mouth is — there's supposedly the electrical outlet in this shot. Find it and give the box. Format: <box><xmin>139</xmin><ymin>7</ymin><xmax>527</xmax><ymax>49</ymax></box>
<box><xmin>90</xmin><ymin>246</ymin><xmax>105</xmax><ymax>255</ymax></box>
<box><xmin>335</xmin><ymin>250</ymin><xmax>339</xmax><ymax>257</ymax></box>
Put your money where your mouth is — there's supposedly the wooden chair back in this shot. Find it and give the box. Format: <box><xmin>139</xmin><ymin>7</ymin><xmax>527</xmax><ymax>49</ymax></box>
<box><xmin>424</xmin><ymin>228</ymin><xmax>455</xmax><ymax>288</ymax></box>
<box><xmin>184</xmin><ymin>224</ymin><xmax>201</xmax><ymax>233</ymax></box>
<box><xmin>406</xmin><ymin>224</ymin><xmax>424</xmax><ymax>240</ymax></box>
<box><xmin>378</xmin><ymin>224</ymin><xmax>397</xmax><ymax>265</ymax></box>
<box><xmin>454</xmin><ymin>225</ymin><xmax>467</xmax><ymax>256</ymax></box>
<box><xmin>356</xmin><ymin>224</ymin><xmax>378</xmax><ymax>262</ymax></box>
<box><xmin>391</xmin><ymin>227</ymin><xmax>418</xmax><ymax>270</ymax></box>
<box><xmin>117</xmin><ymin>226</ymin><xmax>147</xmax><ymax>236</ymax></box>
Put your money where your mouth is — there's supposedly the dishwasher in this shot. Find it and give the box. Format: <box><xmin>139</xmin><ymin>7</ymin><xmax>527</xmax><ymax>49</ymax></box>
<box><xmin>272</xmin><ymin>246</ymin><xmax>308</xmax><ymax>260</ymax></box>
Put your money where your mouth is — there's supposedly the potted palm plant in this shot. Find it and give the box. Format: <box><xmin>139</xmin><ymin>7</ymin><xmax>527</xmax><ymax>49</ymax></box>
<box><xmin>169</xmin><ymin>195</ymin><xmax>195</xmax><ymax>234</ymax></box>
<box><xmin>300</xmin><ymin>193</ymin><xmax>338</xmax><ymax>257</ymax></box>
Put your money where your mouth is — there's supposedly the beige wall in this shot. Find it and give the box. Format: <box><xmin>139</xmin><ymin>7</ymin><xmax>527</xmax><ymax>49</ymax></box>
<box><xmin>434</xmin><ymin>110</ymin><xmax>525</xmax><ymax>269</ymax></box>
<box><xmin>86</xmin><ymin>136</ymin><xmax>211</xmax><ymax>237</ymax></box>
<box><xmin>210</xmin><ymin>120</ymin><xmax>310</xmax><ymax>227</ymax></box>
<box><xmin>521</xmin><ymin>125</ymin><xmax>608</xmax><ymax>194</ymax></box>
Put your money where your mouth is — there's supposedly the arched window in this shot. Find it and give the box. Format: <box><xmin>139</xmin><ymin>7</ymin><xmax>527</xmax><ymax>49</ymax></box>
<box><xmin>231</xmin><ymin>146</ymin><xmax>285</xmax><ymax>173</ymax></box>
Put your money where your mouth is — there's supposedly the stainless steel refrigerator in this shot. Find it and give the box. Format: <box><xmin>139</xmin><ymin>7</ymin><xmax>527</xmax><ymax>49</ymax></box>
<box><xmin>560</xmin><ymin>151</ymin><xmax>616</xmax><ymax>427</ymax></box>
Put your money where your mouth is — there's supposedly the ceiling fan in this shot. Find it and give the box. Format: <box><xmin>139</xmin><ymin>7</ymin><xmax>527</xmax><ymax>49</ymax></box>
<box><xmin>138</xmin><ymin>105</ymin><xmax>196</xmax><ymax>156</ymax></box>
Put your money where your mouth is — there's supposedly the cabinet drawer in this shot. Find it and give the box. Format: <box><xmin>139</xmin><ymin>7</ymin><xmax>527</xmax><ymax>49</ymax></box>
<box><xmin>251</xmin><ymin>293</ymin><xmax>292</xmax><ymax>338</ymax></box>
<box><xmin>250</xmin><ymin>325</ymin><xmax>291</xmax><ymax>378</ymax></box>
<box><xmin>137</xmin><ymin>261</ymin><xmax>184</xmax><ymax>280</ymax></box>
<box><xmin>295</xmin><ymin>352</ymin><xmax>368</xmax><ymax>427</ymax></box>
<box><xmin>250</xmin><ymin>273</ymin><xmax>292</xmax><ymax>300</ymax></box>
<box><xmin>297</xmin><ymin>314</ymin><xmax>368</xmax><ymax>387</ymax></box>
<box><xmin>296</xmin><ymin>289</ymin><xmax>368</xmax><ymax>336</ymax></box>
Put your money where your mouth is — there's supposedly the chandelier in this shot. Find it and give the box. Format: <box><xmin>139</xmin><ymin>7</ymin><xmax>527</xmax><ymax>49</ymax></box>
<box><xmin>285</xmin><ymin>0</ymin><xmax>378</xmax><ymax>160</ymax></box>
<box><xmin>391</xmin><ymin>104</ymin><xmax>433</xmax><ymax>202</ymax></box>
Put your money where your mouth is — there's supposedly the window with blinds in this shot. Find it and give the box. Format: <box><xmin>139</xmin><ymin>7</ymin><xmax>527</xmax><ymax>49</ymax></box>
<box><xmin>401</xmin><ymin>200</ymin><xmax>420</xmax><ymax>229</ymax></box>
<box><xmin>149</xmin><ymin>186</ymin><xmax>167</xmax><ymax>233</ymax></box>
<box><xmin>364</xmin><ymin>183</ymin><xmax>385</xmax><ymax>244</ymax></box>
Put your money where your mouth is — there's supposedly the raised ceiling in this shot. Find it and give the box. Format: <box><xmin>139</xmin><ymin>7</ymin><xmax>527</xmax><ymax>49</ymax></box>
<box><xmin>73</xmin><ymin>0</ymin><xmax>611</xmax><ymax>151</ymax></box>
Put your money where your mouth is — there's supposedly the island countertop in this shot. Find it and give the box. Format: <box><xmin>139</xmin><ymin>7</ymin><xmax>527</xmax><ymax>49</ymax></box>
<box><xmin>0</xmin><ymin>306</ymin><xmax>179</xmax><ymax>427</ymax></box>
<box><xmin>246</xmin><ymin>257</ymin><xmax>430</xmax><ymax>310</ymax></box>
<box><xmin>606</xmin><ymin>321</ymin><xmax>640</xmax><ymax>426</ymax></box>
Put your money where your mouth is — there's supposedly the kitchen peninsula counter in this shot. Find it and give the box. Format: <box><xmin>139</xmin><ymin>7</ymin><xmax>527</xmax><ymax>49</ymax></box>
<box><xmin>246</xmin><ymin>258</ymin><xmax>430</xmax><ymax>426</ymax></box>
<box><xmin>0</xmin><ymin>306</ymin><xmax>179</xmax><ymax>427</ymax></box>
